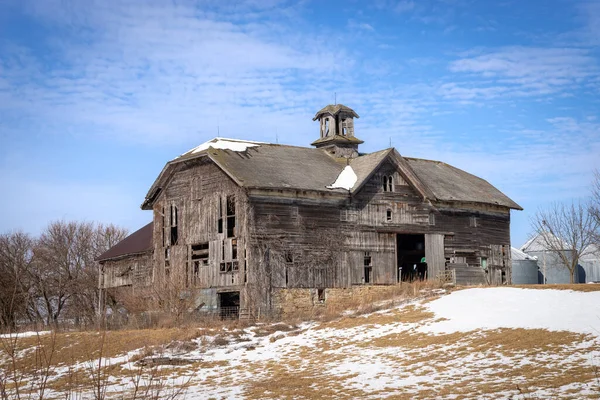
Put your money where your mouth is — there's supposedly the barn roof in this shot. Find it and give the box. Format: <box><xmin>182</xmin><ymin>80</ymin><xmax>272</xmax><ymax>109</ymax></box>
<box><xmin>142</xmin><ymin>138</ymin><xmax>521</xmax><ymax>211</ymax></box>
<box><xmin>405</xmin><ymin>158</ymin><xmax>523</xmax><ymax>210</ymax></box>
<box><xmin>97</xmin><ymin>222</ymin><xmax>153</xmax><ymax>262</ymax></box>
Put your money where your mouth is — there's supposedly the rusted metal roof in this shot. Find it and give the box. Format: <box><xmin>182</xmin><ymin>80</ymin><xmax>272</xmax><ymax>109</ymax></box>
<box><xmin>97</xmin><ymin>222</ymin><xmax>153</xmax><ymax>262</ymax></box>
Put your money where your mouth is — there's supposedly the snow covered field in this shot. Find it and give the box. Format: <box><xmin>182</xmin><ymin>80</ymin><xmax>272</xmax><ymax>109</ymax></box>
<box><xmin>2</xmin><ymin>287</ymin><xmax>600</xmax><ymax>399</ymax></box>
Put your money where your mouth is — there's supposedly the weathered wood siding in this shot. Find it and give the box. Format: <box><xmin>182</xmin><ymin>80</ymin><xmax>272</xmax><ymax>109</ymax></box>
<box><xmin>152</xmin><ymin>159</ymin><xmax>249</xmax><ymax>308</ymax></box>
<box><xmin>100</xmin><ymin>252</ymin><xmax>153</xmax><ymax>289</ymax></box>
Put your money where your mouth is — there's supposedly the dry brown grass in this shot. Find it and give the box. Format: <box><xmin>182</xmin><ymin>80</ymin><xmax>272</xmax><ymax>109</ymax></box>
<box><xmin>514</xmin><ymin>283</ymin><xmax>600</xmax><ymax>292</ymax></box>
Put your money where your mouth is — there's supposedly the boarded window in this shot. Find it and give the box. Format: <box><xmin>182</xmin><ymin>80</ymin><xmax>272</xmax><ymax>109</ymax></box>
<box><xmin>429</xmin><ymin>213</ymin><xmax>436</xmax><ymax>226</ymax></box>
<box><xmin>191</xmin><ymin>176</ymin><xmax>203</xmax><ymax>200</ymax></box>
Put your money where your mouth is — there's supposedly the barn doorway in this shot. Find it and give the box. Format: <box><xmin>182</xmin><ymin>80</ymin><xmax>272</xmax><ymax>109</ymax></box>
<box><xmin>218</xmin><ymin>291</ymin><xmax>240</xmax><ymax>319</ymax></box>
<box><xmin>397</xmin><ymin>234</ymin><xmax>427</xmax><ymax>282</ymax></box>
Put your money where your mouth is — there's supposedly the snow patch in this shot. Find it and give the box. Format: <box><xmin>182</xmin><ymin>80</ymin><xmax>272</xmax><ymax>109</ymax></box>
<box><xmin>420</xmin><ymin>287</ymin><xmax>600</xmax><ymax>336</ymax></box>
<box><xmin>179</xmin><ymin>137</ymin><xmax>263</xmax><ymax>158</ymax></box>
<box><xmin>0</xmin><ymin>331</ymin><xmax>51</xmax><ymax>339</ymax></box>
<box><xmin>327</xmin><ymin>165</ymin><xmax>357</xmax><ymax>190</ymax></box>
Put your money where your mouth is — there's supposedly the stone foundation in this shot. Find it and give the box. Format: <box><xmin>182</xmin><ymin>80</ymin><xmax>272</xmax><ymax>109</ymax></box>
<box><xmin>272</xmin><ymin>284</ymin><xmax>410</xmax><ymax>317</ymax></box>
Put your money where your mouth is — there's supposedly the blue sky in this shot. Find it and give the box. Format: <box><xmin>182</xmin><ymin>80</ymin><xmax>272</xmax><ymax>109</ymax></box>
<box><xmin>1</xmin><ymin>0</ymin><xmax>599</xmax><ymax>247</ymax></box>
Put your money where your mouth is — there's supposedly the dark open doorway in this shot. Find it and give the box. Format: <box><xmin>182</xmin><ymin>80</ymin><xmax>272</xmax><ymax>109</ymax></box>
<box><xmin>397</xmin><ymin>234</ymin><xmax>427</xmax><ymax>282</ymax></box>
<box><xmin>218</xmin><ymin>291</ymin><xmax>240</xmax><ymax>319</ymax></box>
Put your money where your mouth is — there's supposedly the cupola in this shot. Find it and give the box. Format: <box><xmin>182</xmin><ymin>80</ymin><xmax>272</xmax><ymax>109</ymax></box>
<box><xmin>311</xmin><ymin>104</ymin><xmax>363</xmax><ymax>158</ymax></box>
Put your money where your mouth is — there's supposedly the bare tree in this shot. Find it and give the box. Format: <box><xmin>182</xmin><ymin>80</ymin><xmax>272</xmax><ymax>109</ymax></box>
<box><xmin>531</xmin><ymin>201</ymin><xmax>600</xmax><ymax>283</ymax></box>
<box><xmin>29</xmin><ymin>221</ymin><xmax>128</xmax><ymax>328</ymax></box>
<box><xmin>591</xmin><ymin>169</ymin><xmax>600</xmax><ymax>245</ymax></box>
<box><xmin>0</xmin><ymin>232</ymin><xmax>35</xmax><ymax>330</ymax></box>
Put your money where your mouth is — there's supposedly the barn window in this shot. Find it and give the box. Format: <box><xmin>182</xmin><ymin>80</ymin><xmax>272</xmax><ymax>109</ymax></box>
<box><xmin>170</xmin><ymin>205</ymin><xmax>178</xmax><ymax>244</ymax></box>
<box><xmin>324</xmin><ymin>118</ymin><xmax>330</xmax><ymax>136</ymax></box>
<box><xmin>191</xmin><ymin>242</ymin><xmax>209</xmax><ymax>266</ymax></box>
<box><xmin>429</xmin><ymin>213</ymin><xmax>436</xmax><ymax>226</ymax></box>
<box><xmin>226</xmin><ymin>195</ymin><xmax>236</xmax><ymax>238</ymax></box>
<box><xmin>220</xmin><ymin>262</ymin><xmax>233</xmax><ymax>273</ymax></box>
<box><xmin>470</xmin><ymin>216</ymin><xmax>479</xmax><ymax>227</ymax></box>
<box><xmin>481</xmin><ymin>257</ymin><xmax>488</xmax><ymax>270</ymax></box>
<box><xmin>317</xmin><ymin>288</ymin><xmax>325</xmax><ymax>303</ymax></box>
<box><xmin>218</xmin><ymin>197</ymin><xmax>223</xmax><ymax>234</ymax></box>
<box><xmin>364</xmin><ymin>252</ymin><xmax>372</xmax><ymax>284</ymax></box>
<box><xmin>232</xmin><ymin>241</ymin><xmax>238</xmax><ymax>260</ymax></box>
<box><xmin>382</xmin><ymin>175</ymin><xmax>394</xmax><ymax>192</ymax></box>
<box><xmin>386</xmin><ymin>209</ymin><xmax>392</xmax><ymax>222</ymax></box>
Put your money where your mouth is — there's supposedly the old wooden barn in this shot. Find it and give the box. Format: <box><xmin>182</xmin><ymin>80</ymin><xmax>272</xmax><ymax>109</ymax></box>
<box><xmin>98</xmin><ymin>104</ymin><xmax>522</xmax><ymax>318</ymax></box>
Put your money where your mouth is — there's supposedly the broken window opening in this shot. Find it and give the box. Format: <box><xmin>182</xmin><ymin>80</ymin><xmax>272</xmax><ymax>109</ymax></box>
<box><xmin>386</xmin><ymin>209</ymin><xmax>392</xmax><ymax>222</ymax></box>
<box><xmin>232</xmin><ymin>242</ymin><xmax>238</xmax><ymax>260</ymax></box>
<box><xmin>232</xmin><ymin>261</ymin><xmax>239</xmax><ymax>271</ymax></box>
<box><xmin>364</xmin><ymin>252</ymin><xmax>372</xmax><ymax>284</ymax></box>
<box><xmin>324</xmin><ymin>118</ymin><xmax>330</xmax><ymax>136</ymax></box>
<box><xmin>285</xmin><ymin>266</ymin><xmax>289</xmax><ymax>287</ymax></box>
<box><xmin>317</xmin><ymin>288</ymin><xmax>325</xmax><ymax>303</ymax></box>
<box><xmin>226</xmin><ymin>195</ymin><xmax>236</xmax><ymax>238</ymax></box>
<box><xmin>382</xmin><ymin>176</ymin><xmax>388</xmax><ymax>192</ymax></box>
<box><xmin>220</xmin><ymin>262</ymin><xmax>234</xmax><ymax>273</ymax></box>
<box><xmin>191</xmin><ymin>242</ymin><xmax>209</xmax><ymax>267</ymax></box>
<box><xmin>165</xmin><ymin>247</ymin><xmax>170</xmax><ymax>260</ymax></box>
<box><xmin>222</xmin><ymin>241</ymin><xmax>225</xmax><ymax>261</ymax></box>
<box><xmin>218</xmin><ymin>197</ymin><xmax>223</xmax><ymax>234</ymax></box>
<box><xmin>388</xmin><ymin>176</ymin><xmax>393</xmax><ymax>192</ymax></box>
<box><xmin>170</xmin><ymin>204</ymin><xmax>179</xmax><ymax>245</ymax></box>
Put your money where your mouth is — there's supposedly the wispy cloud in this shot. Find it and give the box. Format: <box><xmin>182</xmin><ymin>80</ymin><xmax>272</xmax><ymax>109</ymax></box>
<box><xmin>445</xmin><ymin>47</ymin><xmax>598</xmax><ymax>100</ymax></box>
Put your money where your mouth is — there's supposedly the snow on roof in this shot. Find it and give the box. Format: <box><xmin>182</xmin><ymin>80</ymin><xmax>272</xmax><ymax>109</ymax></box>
<box><xmin>179</xmin><ymin>137</ymin><xmax>263</xmax><ymax>158</ymax></box>
<box><xmin>511</xmin><ymin>246</ymin><xmax>538</xmax><ymax>261</ymax></box>
<box><xmin>327</xmin><ymin>165</ymin><xmax>358</xmax><ymax>190</ymax></box>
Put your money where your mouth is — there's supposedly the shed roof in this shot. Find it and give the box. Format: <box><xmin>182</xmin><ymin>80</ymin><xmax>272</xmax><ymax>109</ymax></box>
<box><xmin>97</xmin><ymin>222</ymin><xmax>153</xmax><ymax>262</ymax></box>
